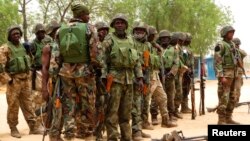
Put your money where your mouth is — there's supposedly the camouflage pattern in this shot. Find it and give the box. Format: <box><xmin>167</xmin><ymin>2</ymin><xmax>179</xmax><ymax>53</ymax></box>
<box><xmin>214</xmin><ymin>31</ymin><xmax>239</xmax><ymax>122</ymax></box>
<box><xmin>101</xmin><ymin>32</ymin><xmax>143</xmax><ymax>140</ymax></box>
<box><xmin>220</xmin><ymin>26</ymin><xmax>235</xmax><ymax>37</ymax></box>
<box><xmin>110</xmin><ymin>13</ymin><xmax>128</xmax><ymax>28</ymax></box>
<box><xmin>7</xmin><ymin>26</ymin><xmax>23</xmax><ymax>41</ymax></box>
<box><xmin>0</xmin><ymin>42</ymin><xmax>37</xmax><ymax>129</ymax></box>
<box><xmin>132</xmin><ymin>84</ymin><xmax>143</xmax><ymax>133</ymax></box>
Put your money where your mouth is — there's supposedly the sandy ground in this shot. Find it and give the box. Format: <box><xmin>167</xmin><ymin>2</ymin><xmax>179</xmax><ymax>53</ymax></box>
<box><xmin>0</xmin><ymin>79</ymin><xmax>250</xmax><ymax>141</ymax></box>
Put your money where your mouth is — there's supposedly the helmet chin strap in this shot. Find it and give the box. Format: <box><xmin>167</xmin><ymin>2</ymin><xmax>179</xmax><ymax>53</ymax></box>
<box><xmin>134</xmin><ymin>32</ymin><xmax>147</xmax><ymax>42</ymax></box>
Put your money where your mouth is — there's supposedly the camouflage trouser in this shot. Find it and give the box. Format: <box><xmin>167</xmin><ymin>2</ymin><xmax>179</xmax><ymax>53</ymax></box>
<box><xmin>106</xmin><ymin>82</ymin><xmax>133</xmax><ymax>141</ymax></box>
<box><xmin>131</xmin><ymin>84</ymin><xmax>142</xmax><ymax>133</ymax></box>
<box><xmin>217</xmin><ymin>77</ymin><xmax>237</xmax><ymax>117</ymax></box>
<box><xmin>141</xmin><ymin>89</ymin><xmax>151</xmax><ymax>123</ymax></box>
<box><xmin>174</xmin><ymin>74</ymin><xmax>183</xmax><ymax>112</ymax></box>
<box><xmin>150</xmin><ymin>79</ymin><xmax>169</xmax><ymax>117</ymax></box>
<box><xmin>61</xmin><ymin>75</ymin><xmax>96</xmax><ymax>138</ymax></box>
<box><xmin>150</xmin><ymin>96</ymin><xmax>159</xmax><ymax>118</ymax></box>
<box><xmin>165</xmin><ymin>77</ymin><xmax>176</xmax><ymax>116</ymax></box>
<box><xmin>182</xmin><ymin>74</ymin><xmax>191</xmax><ymax>106</ymax></box>
<box><xmin>6</xmin><ymin>77</ymin><xmax>36</xmax><ymax>128</ymax></box>
<box><xmin>235</xmin><ymin>74</ymin><xmax>243</xmax><ymax>103</ymax></box>
<box><xmin>49</xmin><ymin>78</ymin><xmax>64</xmax><ymax>137</ymax></box>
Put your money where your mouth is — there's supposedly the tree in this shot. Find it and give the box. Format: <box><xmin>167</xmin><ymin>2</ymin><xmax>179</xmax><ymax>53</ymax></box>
<box><xmin>0</xmin><ymin>0</ymin><xmax>21</xmax><ymax>45</ymax></box>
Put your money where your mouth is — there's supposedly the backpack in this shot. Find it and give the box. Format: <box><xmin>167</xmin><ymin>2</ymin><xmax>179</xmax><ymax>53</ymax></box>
<box><xmin>58</xmin><ymin>22</ymin><xmax>89</xmax><ymax>63</ymax></box>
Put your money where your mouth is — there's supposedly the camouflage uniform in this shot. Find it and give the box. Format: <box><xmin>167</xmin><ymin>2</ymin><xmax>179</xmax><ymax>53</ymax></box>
<box><xmin>101</xmin><ymin>13</ymin><xmax>143</xmax><ymax>141</ymax></box>
<box><xmin>232</xmin><ymin>38</ymin><xmax>247</xmax><ymax>103</ymax></box>
<box><xmin>41</xmin><ymin>21</ymin><xmax>64</xmax><ymax>141</ymax></box>
<box><xmin>130</xmin><ymin>21</ymin><xmax>152</xmax><ymax>140</ymax></box>
<box><xmin>58</xmin><ymin>3</ymin><xmax>98</xmax><ymax>139</ymax></box>
<box><xmin>0</xmin><ymin>26</ymin><xmax>42</xmax><ymax>138</ymax></box>
<box><xmin>214</xmin><ymin>26</ymin><xmax>240</xmax><ymax>124</ymax></box>
<box><xmin>174</xmin><ymin>32</ymin><xmax>188</xmax><ymax>119</ymax></box>
<box><xmin>30</xmin><ymin>23</ymin><xmax>47</xmax><ymax>127</ymax></box>
<box><xmin>181</xmin><ymin>33</ymin><xmax>194</xmax><ymax>113</ymax></box>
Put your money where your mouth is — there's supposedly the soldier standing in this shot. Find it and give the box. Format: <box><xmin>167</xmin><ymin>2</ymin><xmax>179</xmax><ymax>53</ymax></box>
<box><xmin>232</xmin><ymin>37</ymin><xmax>247</xmax><ymax>103</ymax></box>
<box><xmin>181</xmin><ymin>33</ymin><xmax>194</xmax><ymax>113</ymax></box>
<box><xmin>56</xmin><ymin>2</ymin><xmax>98</xmax><ymax>140</ymax></box>
<box><xmin>130</xmin><ymin>21</ymin><xmax>151</xmax><ymax>140</ymax></box>
<box><xmin>147</xmin><ymin>26</ymin><xmax>178</xmax><ymax>127</ymax></box>
<box><xmin>101</xmin><ymin>13</ymin><xmax>144</xmax><ymax>141</ymax></box>
<box><xmin>41</xmin><ymin>20</ymin><xmax>63</xmax><ymax>141</ymax></box>
<box><xmin>0</xmin><ymin>25</ymin><xmax>43</xmax><ymax>138</ymax></box>
<box><xmin>214</xmin><ymin>26</ymin><xmax>240</xmax><ymax>124</ymax></box>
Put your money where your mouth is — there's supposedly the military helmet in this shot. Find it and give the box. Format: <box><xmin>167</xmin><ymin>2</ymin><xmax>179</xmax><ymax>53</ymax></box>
<box><xmin>132</xmin><ymin>21</ymin><xmax>148</xmax><ymax>34</ymax></box>
<box><xmin>148</xmin><ymin>26</ymin><xmax>157</xmax><ymax>35</ymax></box>
<box><xmin>7</xmin><ymin>25</ymin><xmax>23</xmax><ymax>41</ymax></box>
<box><xmin>71</xmin><ymin>2</ymin><xmax>89</xmax><ymax>15</ymax></box>
<box><xmin>171</xmin><ymin>32</ymin><xmax>179</xmax><ymax>41</ymax></box>
<box><xmin>110</xmin><ymin>13</ymin><xmax>128</xmax><ymax>28</ymax></box>
<box><xmin>232</xmin><ymin>37</ymin><xmax>241</xmax><ymax>45</ymax></box>
<box><xmin>95</xmin><ymin>21</ymin><xmax>109</xmax><ymax>31</ymax></box>
<box><xmin>220</xmin><ymin>25</ymin><xmax>235</xmax><ymax>37</ymax></box>
<box><xmin>45</xmin><ymin>20</ymin><xmax>61</xmax><ymax>35</ymax></box>
<box><xmin>185</xmin><ymin>32</ymin><xmax>192</xmax><ymax>41</ymax></box>
<box><xmin>33</xmin><ymin>23</ymin><xmax>45</xmax><ymax>34</ymax></box>
<box><xmin>177</xmin><ymin>32</ymin><xmax>186</xmax><ymax>41</ymax></box>
<box><xmin>159</xmin><ymin>30</ymin><xmax>171</xmax><ymax>38</ymax></box>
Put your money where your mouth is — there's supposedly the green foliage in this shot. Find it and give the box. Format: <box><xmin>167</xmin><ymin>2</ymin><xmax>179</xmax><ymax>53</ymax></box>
<box><xmin>0</xmin><ymin>0</ymin><xmax>21</xmax><ymax>45</ymax></box>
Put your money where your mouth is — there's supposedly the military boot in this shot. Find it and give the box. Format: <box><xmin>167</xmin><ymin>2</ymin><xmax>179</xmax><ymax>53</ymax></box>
<box><xmin>10</xmin><ymin>127</ymin><xmax>21</xmax><ymax>138</ymax></box>
<box><xmin>226</xmin><ymin>114</ymin><xmax>240</xmax><ymax>124</ymax></box>
<box><xmin>28</xmin><ymin>122</ymin><xmax>43</xmax><ymax>135</ymax></box>
<box><xmin>217</xmin><ymin>115</ymin><xmax>227</xmax><ymax>125</ymax></box>
<box><xmin>50</xmin><ymin>135</ymin><xmax>64</xmax><ymax>141</ymax></box>
<box><xmin>169</xmin><ymin>114</ymin><xmax>178</xmax><ymax>121</ymax></box>
<box><xmin>151</xmin><ymin>116</ymin><xmax>159</xmax><ymax>125</ymax></box>
<box><xmin>132</xmin><ymin>131</ymin><xmax>144</xmax><ymax>141</ymax></box>
<box><xmin>161</xmin><ymin>115</ymin><xmax>178</xmax><ymax>128</ymax></box>
<box><xmin>173</xmin><ymin>111</ymin><xmax>183</xmax><ymax>119</ymax></box>
<box><xmin>181</xmin><ymin>98</ymin><xmax>192</xmax><ymax>114</ymax></box>
<box><xmin>141</xmin><ymin>131</ymin><xmax>151</xmax><ymax>138</ymax></box>
<box><xmin>142</xmin><ymin>121</ymin><xmax>154</xmax><ymax>130</ymax></box>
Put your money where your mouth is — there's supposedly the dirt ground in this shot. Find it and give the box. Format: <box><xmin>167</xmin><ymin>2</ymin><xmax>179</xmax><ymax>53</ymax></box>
<box><xmin>0</xmin><ymin>79</ymin><xmax>250</xmax><ymax>141</ymax></box>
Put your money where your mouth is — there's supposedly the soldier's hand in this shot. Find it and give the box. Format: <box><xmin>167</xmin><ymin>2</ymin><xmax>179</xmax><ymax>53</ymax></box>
<box><xmin>137</xmin><ymin>78</ymin><xmax>144</xmax><ymax>92</ymax></box>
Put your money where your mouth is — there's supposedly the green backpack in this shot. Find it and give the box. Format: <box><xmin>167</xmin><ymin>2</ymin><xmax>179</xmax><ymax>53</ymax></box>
<box><xmin>58</xmin><ymin>22</ymin><xmax>89</xmax><ymax>63</ymax></box>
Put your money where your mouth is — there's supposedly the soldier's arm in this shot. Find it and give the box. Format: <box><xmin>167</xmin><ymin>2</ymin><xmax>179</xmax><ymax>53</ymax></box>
<box><xmin>100</xmin><ymin>35</ymin><xmax>113</xmax><ymax>79</ymax></box>
<box><xmin>0</xmin><ymin>44</ymin><xmax>11</xmax><ymax>85</ymax></box>
<box><xmin>214</xmin><ymin>43</ymin><xmax>224</xmax><ymax>77</ymax></box>
<box><xmin>170</xmin><ymin>47</ymin><xmax>180</xmax><ymax>76</ymax></box>
<box><xmin>88</xmin><ymin>24</ymin><xmax>99</xmax><ymax>66</ymax></box>
<box><xmin>239</xmin><ymin>49</ymin><xmax>247</xmax><ymax>59</ymax></box>
<box><xmin>41</xmin><ymin>44</ymin><xmax>51</xmax><ymax>101</ymax></box>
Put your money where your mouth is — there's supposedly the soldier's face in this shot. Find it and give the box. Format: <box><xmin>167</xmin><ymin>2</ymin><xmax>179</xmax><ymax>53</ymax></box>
<box><xmin>10</xmin><ymin>29</ymin><xmax>21</xmax><ymax>44</ymax></box>
<box><xmin>81</xmin><ymin>13</ymin><xmax>90</xmax><ymax>23</ymax></box>
<box><xmin>98</xmin><ymin>28</ymin><xmax>109</xmax><ymax>41</ymax></box>
<box><xmin>114</xmin><ymin>19</ymin><xmax>126</xmax><ymax>33</ymax></box>
<box><xmin>147</xmin><ymin>34</ymin><xmax>155</xmax><ymax>42</ymax></box>
<box><xmin>226</xmin><ymin>31</ymin><xmax>234</xmax><ymax>40</ymax></box>
<box><xmin>160</xmin><ymin>36</ymin><xmax>170</xmax><ymax>45</ymax></box>
<box><xmin>36</xmin><ymin>30</ymin><xmax>46</xmax><ymax>41</ymax></box>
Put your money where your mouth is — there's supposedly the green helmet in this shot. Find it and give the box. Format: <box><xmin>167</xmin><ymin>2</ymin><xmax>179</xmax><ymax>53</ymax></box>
<box><xmin>132</xmin><ymin>21</ymin><xmax>148</xmax><ymax>34</ymax></box>
<box><xmin>33</xmin><ymin>23</ymin><xmax>45</xmax><ymax>34</ymax></box>
<box><xmin>159</xmin><ymin>30</ymin><xmax>171</xmax><ymax>38</ymax></box>
<box><xmin>110</xmin><ymin>13</ymin><xmax>128</xmax><ymax>28</ymax></box>
<box><xmin>148</xmin><ymin>26</ymin><xmax>157</xmax><ymax>35</ymax></box>
<box><xmin>7</xmin><ymin>25</ymin><xmax>22</xmax><ymax>41</ymax></box>
<box><xmin>178</xmin><ymin>32</ymin><xmax>186</xmax><ymax>41</ymax></box>
<box><xmin>71</xmin><ymin>2</ymin><xmax>89</xmax><ymax>15</ymax></box>
<box><xmin>95</xmin><ymin>21</ymin><xmax>109</xmax><ymax>31</ymax></box>
<box><xmin>220</xmin><ymin>25</ymin><xmax>235</xmax><ymax>37</ymax></box>
<box><xmin>232</xmin><ymin>37</ymin><xmax>241</xmax><ymax>45</ymax></box>
<box><xmin>45</xmin><ymin>20</ymin><xmax>61</xmax><ymax>35</ymax></box>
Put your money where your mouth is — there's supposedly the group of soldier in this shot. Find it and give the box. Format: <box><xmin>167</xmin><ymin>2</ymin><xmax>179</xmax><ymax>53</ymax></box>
<box><xmin>0</xmin><ymin>1</ymin><xmax>247</xmax><ymax>141</ymax></box>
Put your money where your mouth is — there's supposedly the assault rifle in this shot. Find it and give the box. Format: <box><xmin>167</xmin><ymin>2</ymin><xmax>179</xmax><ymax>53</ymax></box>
<box><xmin>206</xmin><ymin>101</ymin><xmax>250</xmax><ymax>113</ymax></box>
<box><xmin>152</xmin><ymin>130</ymin><xmax>207</xmax><ymax>141</ymax></box>
<box><xmin>199</xmin><ymin>57</ymin><xmax>205</xmax><ymax>115</ymax></box>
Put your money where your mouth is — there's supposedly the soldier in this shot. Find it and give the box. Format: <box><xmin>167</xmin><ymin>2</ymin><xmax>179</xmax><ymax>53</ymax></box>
<box><xmin>214</xmin><ymin>26</ymin><xmax>240</xmax><ymax>124</ymax></box>
<box><xmin>147</xmin><ymin>26</ymin><xmax>177</xmax><ymax>127</ymax></box>
<box><xmin>130</xmin><ymin>21</ymin><xmax>151</xmax><ymax>140</ymax></box>
<box><xmin>0</xmin><ymin>25</ymin><xmax>43</xmax><ymax>138</ymax></box>
<box><xmin>94</xmin><ymin>21</ymin><xmax>109</xmax><ymax>140</ymax></box>
<box><xmin>232</xmin><ymin>37</ymin><xmax>247</xmax><ymax>103</ymax></box>
<box><xmin>30</xmin><ymin>23</ymin><xmax>47</xmax><ymax>127</ymax></box>
<box><xmin>101</xmin><ymin>13</ymin><xmax>144</xmax><ymax>141</ymax></box>
<box><xmin>181</xmin><ymin>33</ymin><xmax>194</xmax><ymax>113</ymax></box>
<box><xmin>55</xmin><ymin>2</ymin><xmax>98</xmax><ymax>140</ymax></box>
<box><xmin>173</xmin><ymin>32</ymin><xmax>188</xmax><ymax>119</ymax></box>
<box><xmin>41</xmin><ymin>20</ymin><xmax>63</xmax><ymax>141</ymax></box>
